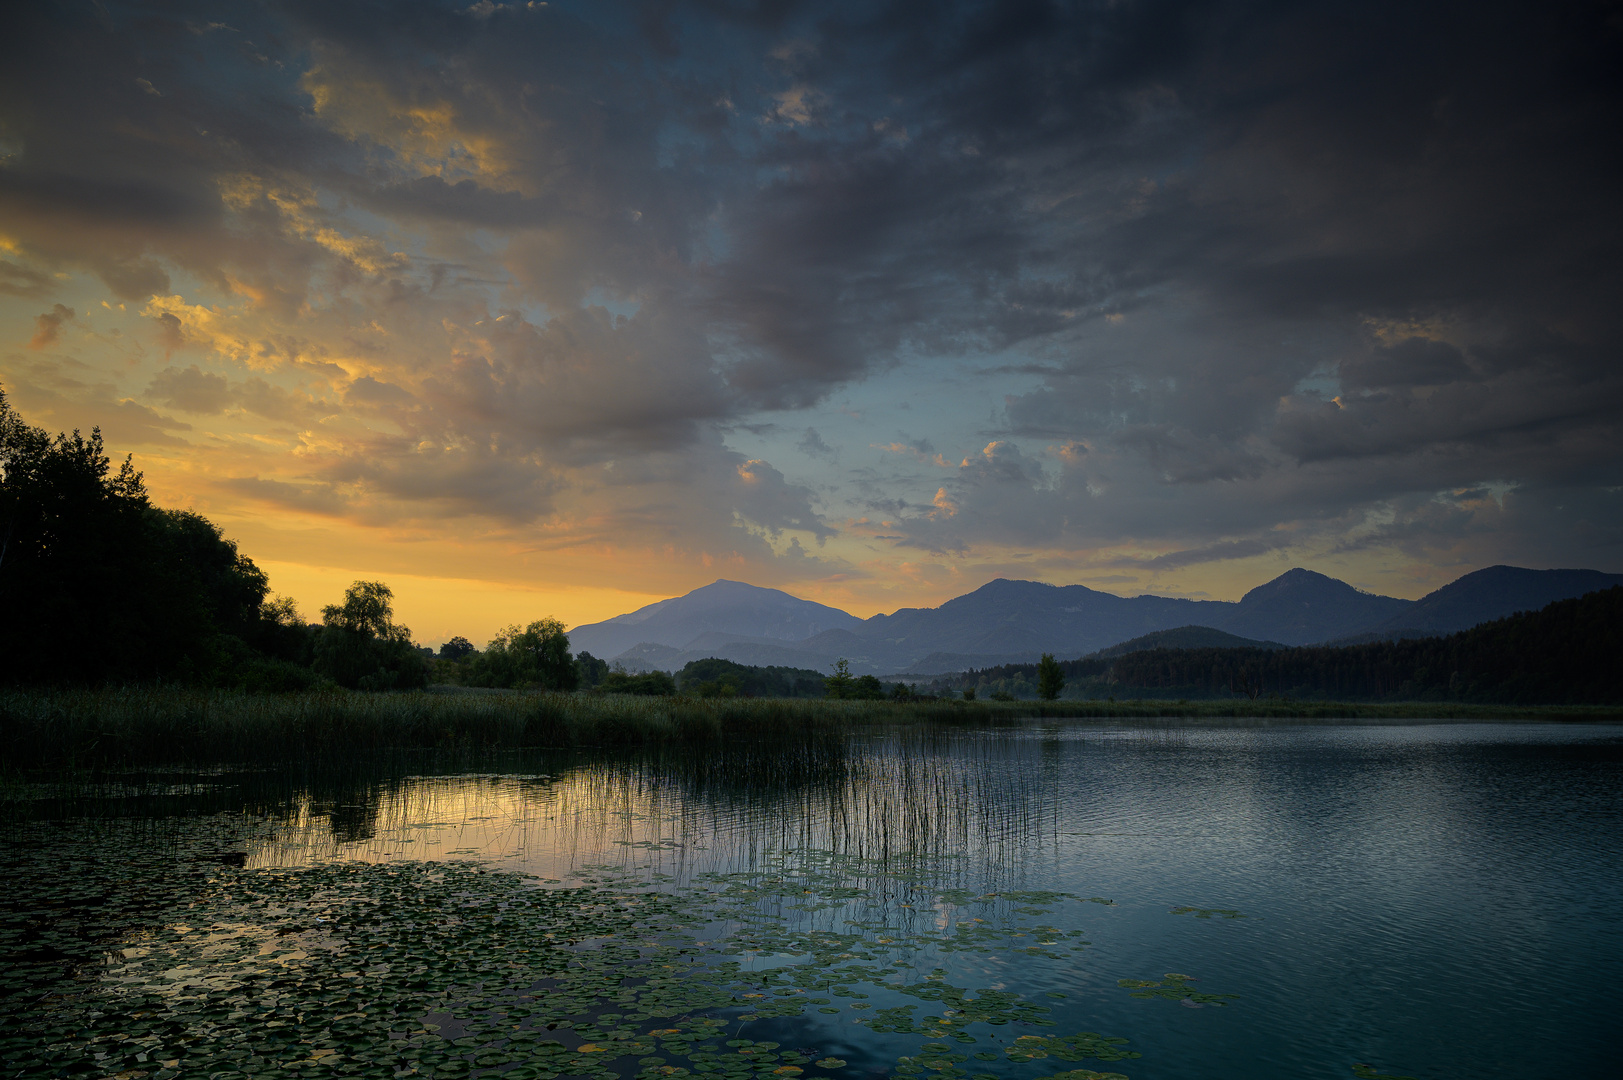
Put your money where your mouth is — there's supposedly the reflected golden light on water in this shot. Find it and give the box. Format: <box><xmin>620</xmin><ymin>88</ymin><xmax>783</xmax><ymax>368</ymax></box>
<box><xmin>247</xmin><ymin>739</ymin><xmax>1062</xmax><ymax>890</ymax></box>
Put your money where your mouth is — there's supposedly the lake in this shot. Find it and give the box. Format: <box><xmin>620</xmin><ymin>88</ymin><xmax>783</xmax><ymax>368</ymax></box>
<box><xmin>3</xmin><ymin>720</ymin><xmax>1618</xmax><ymax>1080</ymax></box>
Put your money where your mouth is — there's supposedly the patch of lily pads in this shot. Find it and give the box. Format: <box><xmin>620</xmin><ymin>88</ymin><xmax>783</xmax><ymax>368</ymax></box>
<box><xmin>1115</xmin><ymin>974</ymin><xmax>1237</xmax><ymax>1009</ymax></box>
<box><xmin>1</xmin><ymin>820</ymin><xmax>1262</xmax><ymax>1080</ymax></box>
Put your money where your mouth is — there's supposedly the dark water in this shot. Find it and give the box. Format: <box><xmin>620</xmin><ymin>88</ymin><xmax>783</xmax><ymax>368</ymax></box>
<box><xmin>4</xmin><ymin>721</ymin><xmax>1619</xmax><ymax>1080</ymax></box>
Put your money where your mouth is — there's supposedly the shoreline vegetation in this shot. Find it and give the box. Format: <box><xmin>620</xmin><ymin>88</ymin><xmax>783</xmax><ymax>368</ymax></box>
<box><xmin>6</xmin><ymin>391</ymin><xmax>1622</xmax><ymax>774</ymax></box>
<box><xmin>2</xmin><ymin>688</ymin><xmax>1617</xmax><ymax>770</ymax></box>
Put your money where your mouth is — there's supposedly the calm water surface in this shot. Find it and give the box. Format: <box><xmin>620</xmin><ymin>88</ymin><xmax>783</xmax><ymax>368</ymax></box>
<box><xmin>5</xmin><ymin>721</ymin><xmax>1619</xmax><ymax>1080</ymax></box>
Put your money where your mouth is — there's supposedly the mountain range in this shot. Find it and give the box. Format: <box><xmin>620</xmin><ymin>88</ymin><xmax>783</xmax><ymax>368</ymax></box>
<box><xmin>568</xmin><ymin>566</ymin><xmax>1623</xmax><ymax>677</ymax></box>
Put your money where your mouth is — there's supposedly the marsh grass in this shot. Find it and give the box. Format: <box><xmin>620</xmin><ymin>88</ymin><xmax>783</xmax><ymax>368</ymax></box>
<box><xmin>0</xmin><ymin>689</ymin><xmax>897</xmax><ymax>769</ymax></box>
<box><xmin>1</xmin><ymin>687</ymin><xmax>1613</xmax><ymax>769</ymax></box>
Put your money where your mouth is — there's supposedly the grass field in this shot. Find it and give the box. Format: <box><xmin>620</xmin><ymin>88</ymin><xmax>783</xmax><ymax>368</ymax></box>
<box><xmin>1</xmin><ymin>687</ymin><xmax>1617</xmax><ymax>769</ymax></box>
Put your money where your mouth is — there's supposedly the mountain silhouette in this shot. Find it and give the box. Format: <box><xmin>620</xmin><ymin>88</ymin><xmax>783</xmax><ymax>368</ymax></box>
<box><xmin>566</xmin><ymin>579</ymin><xmax>865</xmax><ymax>660</ymax></box>
<box><xmin>569</xmin><ymin>565</ymin><xmax>1620</xmax><ymax>675</ymax></box>
<box><xmin>1357</xmin><ymin>565</ymin><xmax>1623</xmax><ymax>638</ymax></box>
<box><xmin>1211</xmin><ymin>568</ymin><xmax>1412</xmax><ymax>645</ymax></box>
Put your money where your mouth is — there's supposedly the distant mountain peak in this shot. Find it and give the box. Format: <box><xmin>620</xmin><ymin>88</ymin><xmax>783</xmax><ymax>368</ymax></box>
<box><xmin>1362</xmin><ymin>565</ymin><xmax>1623</xmax><ymax>637</ymax></box>
<box><xmin>980</xmin><ymin>577</ymin><xmax>1056</xmax><ymax>589</ymax></box>
<box><xmin>1239</xmin><ymin>567</ymin><xmax>1344</xmax><ymax>599</ymax></box>
<box><xmin>1224</xmin><ymin>568</ymin><xmax>1412</xmax><ymax>644</ymax></box>
<box><xmin>946</xmin><ymin>577</ymin><xmax>1071</xmax><ymax>606</ymax></box>
<box><xmin>567</xmin><ymin>578</ymin><xmax>865</xmax><ymax>659</ymax></box>
<box><xmin>696</xmin><ymin>578</ymin><xmax>761</xmax><ymax>590</ymax></box>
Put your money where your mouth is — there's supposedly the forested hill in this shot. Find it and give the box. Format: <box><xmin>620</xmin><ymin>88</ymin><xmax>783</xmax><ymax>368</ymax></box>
<box><xmin>953</xmin><ymin>587</ymin><xmax>1623</xmax><ymax>704</ymax></box>
<box><xmin>1091</xmin><ymin>625</ymin><xmax>1285</xmax><ymax>657</ymax></box>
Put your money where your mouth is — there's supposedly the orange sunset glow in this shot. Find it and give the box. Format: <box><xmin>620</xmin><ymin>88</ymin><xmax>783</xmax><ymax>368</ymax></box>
<box><xmin>3</xmin><ymin>0</ymin><xmax>1618</xmax><ymax>646</ymax></box>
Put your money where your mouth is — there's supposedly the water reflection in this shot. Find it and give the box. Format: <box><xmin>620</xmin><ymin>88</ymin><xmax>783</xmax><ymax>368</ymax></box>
<box><xmin>3</xmin><ymin>721</ymin><xmax>1620</xmax><ymax>1080</ymax></box>
<box><xmin>234</xmin><ymin>734</ymin><xmax>1065</xmax><ymax>892</ymax></box>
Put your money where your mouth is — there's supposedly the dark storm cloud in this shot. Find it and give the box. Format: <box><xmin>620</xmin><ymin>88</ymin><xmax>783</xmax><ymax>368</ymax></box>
<box><xmin>360</xmin><ymin>178</ymin><xmax>563</xmax><ymax>229</ymax></box>
<box><xmin>0</xmin><ymin>3</ymin><xmax>321</xmax><ymax>297</ymax></box>
<box><xmin>1</xmin><ymin>0</ymin><xmax>1618</xmax><ymax>570</ymax></box>
<box><xmin>0</xmin><ymin>261</ymin><xmax>57</xmax><ymax>300</ymax></box>
<box><xmin>1339</xmin><ymin>339</ymin><xmax>1476</xmax><ymax>393</ymax></box>
<box><xmin>761</xmin><ymin>0</ymin><xmax>1623</xmax><ymax>562</ymax></box>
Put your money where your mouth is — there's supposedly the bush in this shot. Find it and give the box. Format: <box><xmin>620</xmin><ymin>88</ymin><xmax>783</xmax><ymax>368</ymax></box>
<box><xmin>598</xmin><ymin>670</ymin><xmax>677</xmax><ymax>696</ymax></box>
<box><xmin>235</xmin><ymin>656</ymin><xmax>323</xmax><ymax>694</ymax></box>
<box><xmin>313</xmin><ymin>627</ymin><xmax>429</xmax><ymax>691</ymax></box>
<box><xmin>852</xmin><ymin>674</ymin><xmax>886</xmax><ymax>700</ymax></box>
<box><xmin>575</xmin><ymin>651</ymin><xmax>610</xmax><ymax>689</ymax></box>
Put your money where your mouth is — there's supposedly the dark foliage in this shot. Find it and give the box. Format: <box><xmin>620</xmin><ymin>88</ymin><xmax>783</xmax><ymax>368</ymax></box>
<box><xmin>304</xmin><ymin>581</ymin><xmax>430</xmax><ymax>692</ymax></box>
<box><xmin>953</xmin><ymin>588</ymin><xmax>1623</xmax><ymax>704</ymax></box>
<box><xmin>852</xmin><ymin>674</ymin><xmax>886</xmax><ymax>700</ymax></box>
<box><xmin>459</xmin><ymin>618</ymin><xmax>577</xmax><ymax>691</ymax></box>
<box><xmin>824</xmin><ymin>658</ymin><xmax>854</xmax><ymax>699</ymax></box>
<box><xmin>0</xmin><ymin>390</ymin><xmax>440</xmax><ymax>692</ymax></box>
<box><xmin>599</xmin><ymin>670</ymin><xmax>678</xmax><ymax>696</ymax></box>
<box><xmin>0</xmin><ymin>386</ymin><xmax>288</xmax><ymax>686</ymax></box>
<box><xmin>439</xmin><ymin>636</ymin><xmax>475</xmax><ymax>661</ymax></box>
<box><xmin>822</xmin><ymin>658</ymin><xmax>889</xmax><ymax>700</ymax></box>
<box><xmin>1037</xmin><ymin>653</ymin><xmax>1064</xmax><ymax>701</ymax></box>
<box><xmin>312</xmin><ymin>629</ymin><xmax>429</xmax><ymax>692</ymax></box>
<box><xmin>678</xmin><ymin>657</ymin><xmax>828</xmax><ymax>698</ymax></box>
<box><xmin>574</xmin><ymin>651</ymin><xmax>610</xmax><ymax>689</ymax></box>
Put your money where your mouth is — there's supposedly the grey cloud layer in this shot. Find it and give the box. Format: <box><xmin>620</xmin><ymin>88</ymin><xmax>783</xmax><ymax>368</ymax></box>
<box><xmin>2</xmin><ymin>0</ymin><xmax>1619</xmax><ymax>572</ymax></box>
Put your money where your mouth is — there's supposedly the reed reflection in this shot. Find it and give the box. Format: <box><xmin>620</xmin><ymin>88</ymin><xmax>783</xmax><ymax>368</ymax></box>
<box><xmin>228</xmin><ymin>733</ymin><xmax>1066</xmax><ymax>891</ymax></box>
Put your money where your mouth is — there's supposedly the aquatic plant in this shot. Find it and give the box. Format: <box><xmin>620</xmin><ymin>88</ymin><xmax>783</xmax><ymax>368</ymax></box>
<box><xmin>2</xmin><ymin>823</ymin><xmax>1178</xmax><ymax>1080</ymax></box>
<box><xmin>1</xmin><ymin>687</ymin><xmax>1606</xmax><ymax>769</ymax></box>
<box><xmin>1351</xmin><ymin>1066</ymin><xmax>1419</xmax><ymax>1080</ymax></box>
<box><xmin>1116</xmin><ymin>973</ymin><xmax>1238</xmax><ymax>1008</ymax></box>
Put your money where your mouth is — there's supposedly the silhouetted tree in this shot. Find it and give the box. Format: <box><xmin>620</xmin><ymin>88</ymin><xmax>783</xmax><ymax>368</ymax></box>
<box><xmin>439</xmin><ymin>636</ymin><xmax>475</xmax><ymax>661</ymax></box>
<box><xmin>0</xmin><ymin>386</ymin><xmax>289</xmax><ymax>685</ymax></box>
<box><xmin>322</xmin><ymin>581</ymin><xmax>397</xmax><ymax>638</ymax></box>
<box><xmin>825</xmin><ymin>658</ymin><xmax>855</xmax><ymax>699</ymax></box>
<box><xmin>1037</xmin><ymin>653</ymin><xmax>1065</xmax><ymax>700</ymax></box>
<box><xmin>574</xmin><ymin>650</ymin><xmax>609</xmax><ymax>688</ymax></box>
<box><xmin>463</xmin><ymin>618</ymin><xmax>578</xmax><ymax>690</ymax></box>
<box><xmin>313</xmin><ymin>581</ymin><xmax>428</xmax><ymax>691</ymax></box>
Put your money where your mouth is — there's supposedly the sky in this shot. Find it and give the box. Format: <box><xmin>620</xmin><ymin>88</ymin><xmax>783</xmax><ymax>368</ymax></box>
<box><xmin>2</xmin><ymin>0</ymin><xmax>1620</xmax><ymax>647</ymax></box>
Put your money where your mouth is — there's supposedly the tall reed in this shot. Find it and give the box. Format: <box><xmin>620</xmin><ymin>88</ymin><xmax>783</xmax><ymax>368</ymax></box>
<box><xmin>0</xmin><ymin>687</ymin><xmax>1610</xmax><ymax>769</ymax></box>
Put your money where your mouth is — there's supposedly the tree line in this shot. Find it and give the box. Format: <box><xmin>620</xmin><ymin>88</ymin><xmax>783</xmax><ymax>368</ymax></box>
<box><xmin>0</xmin><ymin>389</ymin><xmax>906</xmax><ymax>698</ymax></box>
<box><xmin>0</xmin><ymin>388</ymin><xmax>584</xmax><ymax>691</ymax></box>
<box><xmin>945</xmin><ymin>588</ymin><xmax>1623</xmax><ymax>704</ymax></box>
<box><xmin>2</xmin><ymin>386</ymin><xmax>297</xmax><ymax>688</ymax></box>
